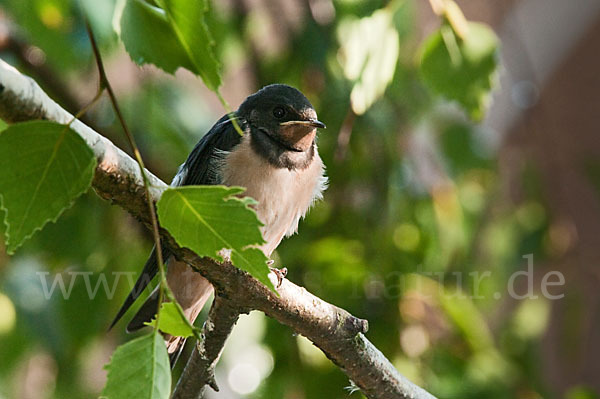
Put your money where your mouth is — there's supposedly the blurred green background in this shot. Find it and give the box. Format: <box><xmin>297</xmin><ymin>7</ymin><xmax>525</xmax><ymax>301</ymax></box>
<box><xmin>1</xmin><ymin>0</ymin><xmax>599</xmax><ymax>398</ymax></box>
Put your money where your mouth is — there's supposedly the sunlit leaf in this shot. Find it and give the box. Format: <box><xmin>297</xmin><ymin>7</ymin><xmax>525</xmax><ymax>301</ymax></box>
<box><xmin>118</xmin><ymin>0</ymin><xmax>195</xmax><ymax>74</ymax></box>
<box><xmin>157</xmin><ymin>186</ymin><xmax>274</xmax><ymax>291</ymax></box>
<box><xmin>117</xmin><ymin>0</ymin><xmax>221</xmax><ymax>90</ymax></box>
<box><xmin>0</xmin><ymin>121</ymin><xmax>96</xmax><ymax>254</ymax></box>
<box><xmin>80</xmin><ymin>0</ymin><xmax>120</xmax><ymax>42</ymax></box>
<box><xmin>419</xmin><ymin>22</ymin><xmax>498</xmax><ymax>120</ymax></box>
<box><xmin>102</xmin><ymin>332</ymin><xmax>171</xmax><ymax>399</ymax></box>
<box><xmin>145</xmin><ymin>302</ymin><xmax>194</xmax><ymax>338</ymax></box>
<box><xmin>337</xmin><ymin>8</ymin><xmax>400</xmax><ymax>115</ymax></box>
<box><xmin>159</xmin><ymin>0</ymin><xmax>222</xmax><ymax>90</ymax></box>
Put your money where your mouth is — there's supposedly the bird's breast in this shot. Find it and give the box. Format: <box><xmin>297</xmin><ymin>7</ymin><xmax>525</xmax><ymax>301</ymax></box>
<box><xmin>219</xmin><ymin>135</ymin><xmax>326</xmax><ymax>256</ymax></box>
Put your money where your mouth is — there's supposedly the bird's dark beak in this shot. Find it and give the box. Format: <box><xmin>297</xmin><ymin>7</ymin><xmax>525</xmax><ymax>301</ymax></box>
<box><xmin>280</xmin><ymin>119</ymin><xmax>326</xmax><ymax>129</ymax></box>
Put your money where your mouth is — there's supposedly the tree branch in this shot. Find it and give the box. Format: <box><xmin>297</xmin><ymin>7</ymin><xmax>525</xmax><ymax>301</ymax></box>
<box><xmin>172</xmin><ymin>295</ymin><xmax>241</xmax><ymax>398</ymax></box>
<box><xmin>0</xmin><ymin>58</ymin><xmax>439</xmax><ymax>399</ymax></box>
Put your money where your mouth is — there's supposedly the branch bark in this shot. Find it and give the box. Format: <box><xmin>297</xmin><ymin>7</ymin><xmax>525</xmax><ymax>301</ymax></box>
<box><xmin>0</xmin><ymin>58</ymin><xmax>439</xmax><ymax>399</ymax></box>
<box><xmin>172</xmin><ymin>295</ymin><xmax>241</xmax><ymax>398</ymax></box>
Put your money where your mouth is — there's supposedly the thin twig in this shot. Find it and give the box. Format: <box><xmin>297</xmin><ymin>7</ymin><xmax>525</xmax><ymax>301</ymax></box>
<box><xmin>0</xmin><ymin>15</ymin><xmax>129</xmax><ymax>146</ymax></box>
<box><xmin>83</xmin><ymin>19</ymin><xmax>204</xmax><ymax>339</ymax></box>
<box><xmin>67</xmin><ymin>89</ymin><xmax>104</xmax><ymax>127</ymax></box>
<box><xmin>83</xmin><ymin>18</ymin><xmax>165</xmax><ymax>326</ymax></box>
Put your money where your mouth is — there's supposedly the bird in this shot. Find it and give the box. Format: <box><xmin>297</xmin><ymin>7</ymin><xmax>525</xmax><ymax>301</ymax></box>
<box><xmin>109</xmin><ymin>84</ymin><xmax>327</xmax><ymax>363</ymax></box>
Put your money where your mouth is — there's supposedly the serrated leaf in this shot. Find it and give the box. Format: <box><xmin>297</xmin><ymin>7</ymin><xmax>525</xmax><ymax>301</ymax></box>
<box><xmin>159</xmin><ymin>0</ymin><xmax>222</xmax><ymax>90</ymax></box>
<box><xmin>118</xmin><ymin>0</ymin><xmax>221</xmax><ymax>90</ymax></box>
<box><xmin>337</xmin><ymin>9</ymin><xmax>400</xmax><ymax>115</ymax></box>
<box><xmin>0</xmin><ymin>121</ymin><xmax>96</xmax><ymax>254</ymax></box>
<box><xmin>145</xmin><ymin>302</ymin><xmax>194</xmax><ymax>338</ymax></box>
<box><xmin>157</xmin><ymin>186</ymin><xmax>274</xmax><ymax>291</ymax></box>
<box><xmin>102</xmin><ymin>332</ymin><xmax>171</xmax><ymax>399</ymax></box>
<box><xmin>419</xmin><ymin>22</ymin><xmax>499</xmax><ymax>120</ymax></box>
<box><xmin>119</xmin><ymin>0</ymin><xmax>195</xmax><ymax>74</ymax></box>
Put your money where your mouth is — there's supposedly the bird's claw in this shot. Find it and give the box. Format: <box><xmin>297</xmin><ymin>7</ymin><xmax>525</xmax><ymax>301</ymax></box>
<box><xmin>269</xmin><ymin>265</ymin><xmax>287</xmax><ymax>288</ymax></box>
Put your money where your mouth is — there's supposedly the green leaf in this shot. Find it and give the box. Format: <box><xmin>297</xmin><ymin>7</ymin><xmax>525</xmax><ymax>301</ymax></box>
<box><xmin>157</xmin><ymin>186</ymin><xmax>274</xmax><ymax>291</ymax></box>
<box><xmin>159</xmin><ymin>0</ymin><xmax>222</xmax><ymax>91</ymax></box>
<box><xmin>102</xmin><ymin>332</ymin><xmax>171</xmax><ymax>399</ymax></box>
<box><xmin>337</xmin><ymin>8</ymin><xmax>400</xmax><ymax>115</ymax></box>
<box><xmin>117</xmin><ymin>0</ymin><xmax>221</xmax><ymax>90</ymax></box>
<box><xmin>0</xmin><ymin>121</ymin><xmax>96</xmax><ymax>254</ymax></box>
<box><xmin>419</xmin><ymin>22</ymin><xmax>499</xmax><ymax>120</ymax></box>
<box><xmin>118</xmin><ymin>0</ymin><xmax>195</xmax><ymax>74</ymax></box>
<box><xmin>146</xmin><ymin>302</ymin><xmax>195</xmax><ymax>338</ymax></box>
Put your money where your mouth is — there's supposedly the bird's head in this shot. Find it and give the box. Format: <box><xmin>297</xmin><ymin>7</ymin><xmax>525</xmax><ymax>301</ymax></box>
<box><xmin>238</xmin><ymin>84</ymin><xmax>325</xmax><ymax>169</ymax></box>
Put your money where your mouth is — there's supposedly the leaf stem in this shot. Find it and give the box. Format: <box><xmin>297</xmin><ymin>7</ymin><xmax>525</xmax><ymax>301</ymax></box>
<box><xmin>161</xmin><ymin>288</ymin><xmax>204</xmax><ymax>342</ymax></box>
<box><xmin>216</xmin><ymin>91</ymin><xmax>244</xmax><ymax>136</ymax></box>
<box><xmin>427</xmin><ymin>0</ymin><xmax>469</xmax><ymax>40</ymax></box>
<box><xmin>67</xmin><ymin>89</ymin><xmax>104</xmax><ymax>127</ymax></box>
<box><xmin>440</xmin><ymin>24</ymin><xmax>462</xmax><ymax>66</ymax></box>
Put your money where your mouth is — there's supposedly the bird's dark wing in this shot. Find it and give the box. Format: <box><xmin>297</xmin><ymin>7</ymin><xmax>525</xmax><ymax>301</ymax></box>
<box><xmin>176</xmin><ymin>114</ymin><xmax>243</xmax><ymax>186</ymax></box>
<box><xmin>108</xmin><ymin>114</ymin><xmax>242</xmax><ymax>330</ymax></box>
<box><xmin>108</xmin><ymin>244</ymin><xmax>169</xmax><ymax>330</ymax></box>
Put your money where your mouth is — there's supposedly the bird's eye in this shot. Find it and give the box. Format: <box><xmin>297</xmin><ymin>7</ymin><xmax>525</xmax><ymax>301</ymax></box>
<box><xmin>273</xmin><ymin>107</ymin><xmax>286</xmax><ymax>119</ymax></box>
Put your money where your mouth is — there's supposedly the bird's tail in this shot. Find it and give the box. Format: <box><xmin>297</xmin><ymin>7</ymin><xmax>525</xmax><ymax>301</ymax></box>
<box><xmin>127</xmin><ymin>260</ymin><xmax>214</xmax><ymax>366</ymax></box>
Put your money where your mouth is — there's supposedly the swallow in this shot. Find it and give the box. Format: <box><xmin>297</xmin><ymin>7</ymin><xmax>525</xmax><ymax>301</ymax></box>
<box><xmin>109</xmin><ymin>84</ymin><xmax>327</xmax><ymax>363</ymax></box>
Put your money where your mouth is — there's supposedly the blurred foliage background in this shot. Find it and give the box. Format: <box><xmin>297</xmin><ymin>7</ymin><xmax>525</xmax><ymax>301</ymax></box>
<box><xmin>0</xmin><ymin>0</ymin><xmax>599</xmax><ymax>398</ymax></box>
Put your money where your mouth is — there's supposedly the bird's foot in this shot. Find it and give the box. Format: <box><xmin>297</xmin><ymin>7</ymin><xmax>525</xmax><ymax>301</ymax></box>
<box><xmin>268</xmin><ymin>264</ymin><xmax>288</xmax><ymax>288</ymax></box>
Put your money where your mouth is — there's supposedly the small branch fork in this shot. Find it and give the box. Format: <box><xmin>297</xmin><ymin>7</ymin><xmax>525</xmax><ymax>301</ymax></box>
<box><xmin>0</xmin><ymin>58</ymin><xmax>439</xmax><ymax>399</ymax></box>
